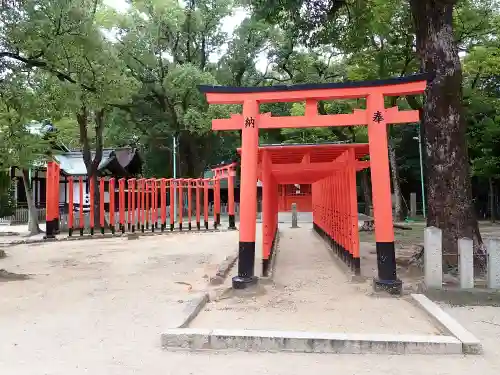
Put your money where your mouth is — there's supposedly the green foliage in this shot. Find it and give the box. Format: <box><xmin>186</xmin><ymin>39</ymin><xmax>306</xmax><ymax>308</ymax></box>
<box><xmin>466</xmin><ymin>92</ymin><xmax>500</xmax><ymax>178</ymax></box>
<box><xmin>463</xmin><ymin>15</ymin><xmax>500</xmax><ymax>180</ymax></box>
<box><xmin>0</xmin><ymin>72</ymin><xmax>52</xmax><ymax>170</ymax></box>
<box><xmin>0</xmin><ymin>172</ymin><xmax>15</xmax><ymax>218</ymax></box>
<box><xmin>0</xmin><ymin>0</ymin><xmax>498</xmax><ymax>206</ymax></box>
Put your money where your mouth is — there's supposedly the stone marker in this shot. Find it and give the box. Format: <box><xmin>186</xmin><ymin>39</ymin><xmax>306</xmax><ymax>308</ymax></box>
<box><xmin>291</xmin><ymin>203</ymin><xmax>298</xmax><ymax>228</ymax></box>
<box><xmin>410</xmin><ymin>192</ymin><xmax>417</xmax><ymax>217</ymax></box>
<box><xmin>424</xmin><ymin>226</ymin><xmax>443</xmax><ymax>288</ymax></box>
<box><xmin>487</xmin><ymin>238</ymin><xmax>500</xmax><ymax>289</ymax></box>
<box><xmin>458</xmin><ymin>237</ymin><xmax>474</xmax><ymax>289</ymax></box>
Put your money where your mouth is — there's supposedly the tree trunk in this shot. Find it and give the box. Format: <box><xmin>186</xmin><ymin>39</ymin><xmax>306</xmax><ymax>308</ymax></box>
<box><xmin>77</xmin><ymin>105</ymin><xmax>106</xmax><ymax>229</ymax></box>
<box><xmin>21</xmin><ymin>169</ymin><xmax>42</xmax><ymax>235</ymax></box>
<box><xmin>410</xmin><ymin>0</ymin><xmax>484</xmax><ymax>268</ymax></box>
<box><xmin>360</xmin><ymin>169</ymin><xmax>372</xmax><ymax>216</ymax></box>
<box><xmin>490</xmin><ymin>177</ymin><xmax>495</xmax><ymax>223</ymax></box>
<box><xmin>388</xmin><ymin>132</ymin><xmax>404</xmax><ymax>221</ymax></box>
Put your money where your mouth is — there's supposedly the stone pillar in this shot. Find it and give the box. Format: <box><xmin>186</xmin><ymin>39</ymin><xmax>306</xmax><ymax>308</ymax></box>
<box><xmin>458</xmin><ymin>237</ymin><xmax>474</xmax><ymax>289</ymax></box>
<box><xmin>487</xmin><ymin>238</ymin><xmax>500</xmax><ymax>289</ymax></box>
<box><xmin>291</xmin><ymin>203</ymin><xmax>298</xmax><ymax>228</ymax></box>
<box><xmin>410</xmin><ymin>193</ymin><xmax>417</xmax><ymax>218</ymax></box>
<box><xmin>424</xmin><ymin>226</ymin><xmax>443</xmax><ymax>288</ymax></box>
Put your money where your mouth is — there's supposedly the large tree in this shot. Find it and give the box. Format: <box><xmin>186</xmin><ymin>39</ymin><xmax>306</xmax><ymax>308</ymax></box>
<box><xmin>100</xmin><ymin>0</ymin><xmax>239</xmax><ymax>177</ymax></box>
<box><xmin>0</xmin><ymin>71</ymin><xmax>53</xmax><ymax>235</ymax></box>
<box><xmin>409</xmin><ymin>0</ymin><xmax>499</xmax><ymax>263</ymax></box>
<box><xmin>249</xmin><ymin>0</ymin><xmax>498</xmax><ymax>264</ymax></box>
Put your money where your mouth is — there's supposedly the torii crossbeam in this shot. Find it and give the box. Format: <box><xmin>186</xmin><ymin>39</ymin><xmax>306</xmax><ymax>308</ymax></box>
<box><xmin>199</xmin><ymin>74</ymin><xmax>428</xmax><ymax>294</ymax></box>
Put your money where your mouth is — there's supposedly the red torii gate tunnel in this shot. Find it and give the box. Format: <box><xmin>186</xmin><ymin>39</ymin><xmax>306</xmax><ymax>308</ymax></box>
<box><xmin>238</xmin><ymin>143</ymin><xmax>370</xmax><ymax>277</ymax></box>
<box><xmin>199</xmin><ymin>74</ymin><xmax>427</xmax><ymax>294</ymax></box>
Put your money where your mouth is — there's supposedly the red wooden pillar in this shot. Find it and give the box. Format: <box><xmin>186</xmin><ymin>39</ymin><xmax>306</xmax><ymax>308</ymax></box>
<box><xmin>169</xmin><ymin>179</ymin><xmax>175</xmax><ymax>231</ymax></box>
<box><xmin>149</xmin><ymin>178</ymin><xmax>156</xmax><ymax>232</ymax></box>
<box><xmin>44</xmin><ymin>162</ymin><xmax>56</xmax><ymax>239</ymax></box>
<box><xmin>187</xmin><ymin>179</ymin><xmax>192</xmax><ymax>230</ymax></box>
<box><xmin>262</xmin><ymin>151</ymin><xmax>273</xmax><ymax>276</ymax></box>
<box><xmin>178</xmin><ymin>179</ymin><xmax>184</xmax><ymax>231</ymax></box>
<box><xmin>53</xmin><ymin>163</ymin><xmax>60</xmax><ymax>234</ymax></box>
<box><xmin>367</xmin><ymin>93</ymin><xmax>400</xmax><ymax>293</ymax></box>
<box><xmin>137</xmin><ymin>179</ymin><xmax>142</xmax><ymax>232</ymax></box>
<box><xmin>319</xmin><ymin>180</ymin><xmax>323</xmax><ymax>234</ymax></box>
<box><xmin>312</xmin><ymin>181</ymin><xmax>316</xmax><ymax>228</ymax></box>
<box><xmin>338</xmin><ymin>168</ymin><xmax>345</xmax><ymax>259</ymax></box>
<box><xmin>68</xmin><ymin>176</ymin><xmax>74</xmax><ymax>237</ymax></box>
<box><xmin>90</xmin><ymin>177</ymin><xmax>95</xmax><ymax>235</ymax></box>
<box><xmin>152</xmin><ymin>179</ymin><xmax>158</xmax><ymax>231</ymax></box>
<box><xmin>228</xmin><ymin>166</ymin><xmax>236</xmax><ymax>229</ymax></box>
<box><xmin>332</xmin><ymin>176</ymin><xmax>335</xmax><ymax>240</ymax></box>
<box><xmin>203</xmin><ymin>178</ymin><xmax>209</xmax><ymax>229</ymax></box>
<box><xmin>271</xmin><ymin>175</ymin><xmax>278</xmax><ymax>248</ymax></box>
<box><xmin>145</xmin><ymin>179</ymin><xmax>150</xmax><ymax>231</ymax></box>
<box><xmin>214</xmin><ymin>171</ymin><xmax>221</xmax><ymax>225</ymax></box>
<box><xmin>336</xmin><ymin>174</ymin><xmax>341</xmax><ymax>250</ymax></box>
<box><xmin>140</xmin><ymin>179</ymin><xmax>145</xmax><ymax>233</ymax></box>
<box><xmin>341</xmin><ymin>163</ymin><xmax>349</xmax><ymax>263</ymax></box>
<box><xmin>130</xmin><ymin>179</ymin><xmax>136</xmax><ymax>232</ymax></box>
<box><xmin>79</xmin><ymin>176</ymin><xmax>84</xmax><ymax>236</ymax></box>
<box><xmin>119</xmin><ymin>178</ymin><xmax>125</xmax><ymax>234</ymax></box>
<box><xmin>324</xmin><ymin>178</ymin><xmax>327</xmax><ymax>236</ymax></box>
<box><xmin>234</xmin><ymin>100</ymin><xmax>259</xmax><ymax>289</ymax></box>
<box><xmin>160</xmin><ymin>178</ymin><xmax>167</xmax><ymax>231</ymax></box>
<box><xmin>328</xmin><ymin>177</ymin><xmax>332</xmax><ymax>241</ymax></box>
<box><xmin>195</xmin><ymin>179</ymin><xmax>201</xmax><ymax>230</ymax></box>
<box><xmin>149</xmin><ymin>179</ymin><xmax>154</xmax><ymax>232</ymax></box>
<box><xmin>348</xmin><ymin>148</ymin><xmax>360</xmax><ymax>274</ymax></box>
<box><xmin>99</xmin><ymin>178</ymin><xmax>105</xmax><ymax>234</ymax></box>
<box><xmin>212</xmin><ymin>177</ymin><xmax>218</xmax><ymax>229</ymax></box>
<box><xmin>109</xmin><ymin>178</ymin><xmax>116</xmax><ymax>234</ymax></box>
<box><xmin>127</xmin><ymin>179</ymin><xmax>135</xmax><ymax>232</ymax></box>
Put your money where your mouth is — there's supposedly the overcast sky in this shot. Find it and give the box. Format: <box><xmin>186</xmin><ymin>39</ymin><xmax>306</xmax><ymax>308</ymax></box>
<box><xmin>104</xmin><ymin>0</ymin><xmax>249</xmax><ymax>33</ymax></box>
<box><xmin>103</xmin><ymin>0</ymin><xmax>267</xmax><ymax>70</ymax></box>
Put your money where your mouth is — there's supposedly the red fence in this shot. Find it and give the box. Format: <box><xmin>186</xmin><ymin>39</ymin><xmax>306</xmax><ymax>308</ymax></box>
<box><xmin>44</xmin><ymin>162</ymin><xmax>237</xmax><ymax>238</ymax></box>
<box><xmin>311</xmin><ymin>160</ymin><xmax>360</xmax><ymax>274</ymax></box>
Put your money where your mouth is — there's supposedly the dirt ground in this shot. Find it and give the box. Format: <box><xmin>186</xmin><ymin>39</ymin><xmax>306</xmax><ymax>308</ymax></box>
<box><xmin>0</xmin><ymin>230</ymin><xmax>239</xmax><ymax>373</ymax></box>
<box><xmin>358</xmin><ymin>221</ymin><xmax>500</xmax><ymax>287</ymax></box>
<box><xmin>358</xmin><ymin>221</ymin><xmax>500</xmax><ymax>247</ymax></box>
<box><xmin>191</xmin><ymin>225</ymin><xmax>439</xmax><ymax>334</ymax></box>
<box><xmin>1</xmin><ymin>221</ymin><xmax>500</xmax><ymax>374</ymax></box>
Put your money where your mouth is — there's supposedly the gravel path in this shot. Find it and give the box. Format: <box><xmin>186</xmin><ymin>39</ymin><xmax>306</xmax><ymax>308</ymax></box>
<box><xmin>191</xmin><ymin>225</ymin><xmax>438</xmax><ymax>334</ymax></box>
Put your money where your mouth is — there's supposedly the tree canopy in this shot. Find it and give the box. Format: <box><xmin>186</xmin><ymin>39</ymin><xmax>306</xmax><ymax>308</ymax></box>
<box><xmin>1</xmin><ymin>0</ymin><xmax>500</xmax><ymax>255</ymax></box>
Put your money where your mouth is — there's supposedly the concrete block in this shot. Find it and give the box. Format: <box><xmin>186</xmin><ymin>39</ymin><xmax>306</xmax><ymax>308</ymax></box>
<box><xmin>487</xmin><ymin>238</ymin><xmax>500</xmax><ymax>289</ymax></box>
<box><xmin>291</xmin><ymin>203</ymin><xmax>298</xmax><ymax>228</ymax></box>
<box><xmin>410</xmin><ymin>192</ymin><xmax>417</xmax><ymax>217</ymax></box>
<box><xmin>411</xmin><ymin>293</ymin><xmax>482</xmax><ymax>354</ymax></box>
<box><xmin>160</xmin><ymin>328</ymin><xmax>462</xmax><ymax>354</ymax></box>
<box><xmin>424</xmin><ymin>226</ymin><xmax>443</xmax><ymax>288</ymax></box>
<box><xmin>179</xmin><ymin>294</ymin><xmax>209</xmax><ymax>328</ymax></box>
<box><xmin>161</xmin><ymin>328</ymin><xmax>212</xmax><ymax>349</ymax></box>
<box><xmin>211</xmin><ymin>254</ymin><xmax>238</xmax><ymax>284</ymax></box>
<box><xmin>458</xmin><ymin>237</ymin><xmax>474</xmax><ymax>289</ymax></box>
<box><xmin>165</xmin><ymin>293</ymin><xmax>208</xmax><ymax>329</ymax></box>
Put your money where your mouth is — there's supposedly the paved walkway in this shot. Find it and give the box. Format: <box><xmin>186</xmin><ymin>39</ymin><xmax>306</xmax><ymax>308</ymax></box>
<box><xmin>192</xmin><ymin>224</ymin><xmax>437</xmax><ymax>334</ymax></box>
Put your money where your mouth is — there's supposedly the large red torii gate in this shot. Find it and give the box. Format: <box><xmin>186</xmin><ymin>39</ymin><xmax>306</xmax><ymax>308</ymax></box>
<box><xmin>199</xmin><ymin>74</ymin><xmax>427</xmax><ymax>294</ymax></box>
